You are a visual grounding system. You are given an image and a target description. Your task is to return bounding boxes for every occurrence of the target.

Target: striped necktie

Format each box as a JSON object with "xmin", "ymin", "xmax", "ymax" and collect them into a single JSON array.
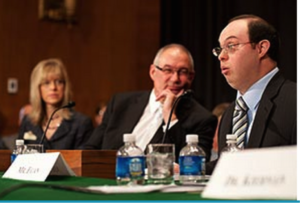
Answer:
[{"xmin": 232, "ymin": 96, "xmax": 249, "ymax": 148}]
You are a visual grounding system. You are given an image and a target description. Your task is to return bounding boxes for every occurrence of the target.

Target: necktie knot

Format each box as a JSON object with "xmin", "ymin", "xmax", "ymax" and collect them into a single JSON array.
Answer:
[{"xmin": 235, "ymin": 97, "xmax": 248, "ymax": 112}]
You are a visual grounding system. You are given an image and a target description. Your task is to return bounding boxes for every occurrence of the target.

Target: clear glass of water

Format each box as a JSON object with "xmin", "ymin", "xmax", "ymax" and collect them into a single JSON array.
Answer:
[
  {"xmin": 146, "ymin": 143, "xmax": 175, "ymax": 184},
  {"xmin": 23, "ymin": 144, "xmax": 44, "ymax": 154}
]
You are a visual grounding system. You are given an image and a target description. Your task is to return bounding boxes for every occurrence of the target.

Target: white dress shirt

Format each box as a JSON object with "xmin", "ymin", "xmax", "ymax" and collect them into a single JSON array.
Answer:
[{"xmin": 133, "ymin": 90, "xmax": 163, "ymax": 151}]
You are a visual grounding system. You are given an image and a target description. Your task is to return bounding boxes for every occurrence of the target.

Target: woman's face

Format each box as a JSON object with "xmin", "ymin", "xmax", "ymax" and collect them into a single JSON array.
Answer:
[{"xmin": 40, "ymin": 73, "xmax": 65, "ymax": 107}]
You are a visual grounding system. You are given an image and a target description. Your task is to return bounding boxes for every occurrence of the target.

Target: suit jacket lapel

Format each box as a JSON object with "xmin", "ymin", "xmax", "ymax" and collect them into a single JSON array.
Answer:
[
  {"xmin": 50, "ymin": 119, "xmax": 71, "ymax": 142},
  {"xmin": 219, "ymin": 103, "xmax": 235, "ymax": 150},
  {"xmin": 246, "ymin": 99, "xmax": 273, "ymax": 148},
  {"xmin": 247, "ymin": 72, "xmax": 285, "ymax": 148},
  {"xmin": 125, "ymin": 92, "xmax": 150, "ymax": 133},
  {"xmin": 41, "ymin": 120, "xmax": 71, "ymax": 151},
  {"xmin": 103, "ymin": 92, "xmax": 150, "ymax": 149}
]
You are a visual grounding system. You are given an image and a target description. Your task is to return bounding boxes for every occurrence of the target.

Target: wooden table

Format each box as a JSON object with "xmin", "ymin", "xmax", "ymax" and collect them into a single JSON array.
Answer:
[{"xmin": 0, "ymin": 150, "xmax": 117, "ymax": 179}]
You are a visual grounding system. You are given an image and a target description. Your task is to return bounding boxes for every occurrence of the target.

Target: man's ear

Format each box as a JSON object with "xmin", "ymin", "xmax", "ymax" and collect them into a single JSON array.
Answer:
[
  {"xmin": 188, "ymin": 71, "xmax": 195, "ymax": 81},
  {"xmin": 258, "ymin": 40, "xmax": 270, "ymax": 59},
  {"xmin": 149, "ymin": 64, "xmax": 156, "ymax": 80}
]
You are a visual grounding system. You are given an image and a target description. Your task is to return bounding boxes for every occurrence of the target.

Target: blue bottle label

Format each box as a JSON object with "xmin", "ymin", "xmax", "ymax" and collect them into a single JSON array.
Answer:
[
  {"xmin": 179, "ymin": 155, "xmax": 205, "ymax": 175},
  {"xmin": 11, "ymin": 154, "xmax": 17, "ymax": 163},
  {"xmin": 116, "ymin": 156, "xmax": 145, "ymax": 178}
]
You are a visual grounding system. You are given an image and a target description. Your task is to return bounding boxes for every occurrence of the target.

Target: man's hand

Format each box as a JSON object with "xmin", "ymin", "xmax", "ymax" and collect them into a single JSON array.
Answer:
[{"xmin": 156, "ymin": 89, "xmax": 184, "ymax": 123}]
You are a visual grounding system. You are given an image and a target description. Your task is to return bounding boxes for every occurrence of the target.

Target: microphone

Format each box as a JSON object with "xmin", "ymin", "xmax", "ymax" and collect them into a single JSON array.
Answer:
[
  {"xmin": 39, "ymin": 101, "xmax": 76, "ymax": 145},
  {"xmin": 180, "ymin": 89, "xmax": 193, "ymax": 97},
  {"xmin": 161, "ymin": 90, "xmax": 193, "ymax": 143}
]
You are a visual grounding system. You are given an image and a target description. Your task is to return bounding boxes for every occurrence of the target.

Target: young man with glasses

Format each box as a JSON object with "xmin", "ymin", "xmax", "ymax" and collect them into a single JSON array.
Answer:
[
  {"xmin": 85, "ymin": 43, "xmax": 217, "ymax": 161},
  {"xmin": 207, "ymin": 14, "xmax": 296, "ymax": 174}
]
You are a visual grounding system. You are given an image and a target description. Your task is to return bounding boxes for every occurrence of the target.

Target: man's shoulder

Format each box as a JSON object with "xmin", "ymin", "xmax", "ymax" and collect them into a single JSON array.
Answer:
[
  {"xmin": 282, "ymin": 79, "xmax": 296, "ymax": 91},
  {"xmin": 190, "ymin": 98, "xmax": 212, "ymax": 112},
  {"xmin": 276, "ymin": 79, "xmax": 296, "ymax": 106},
  {"xmin": 266, "ymin": 75, "xmax": 296, "ymax": 101},
  {"xmin": 114, "ymin": 90, "xmax": 149, "ymax": 97},
  {"xmin": 179, "ymin": 97, "xmax": 216, "ymax": 119},
  {"xmin": 111, "ymin": 91, "xmax": 150, "ymax": 102},
  {"xmin": 268, "ymin": 72, "xmax": 296, "ymax": 94}
]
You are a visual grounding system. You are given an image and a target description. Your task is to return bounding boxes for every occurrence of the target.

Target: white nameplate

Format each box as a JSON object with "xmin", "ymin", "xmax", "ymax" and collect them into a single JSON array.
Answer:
[
  {"xmin": 202, "ymin": 146, "xmax": 296, "ymax": 200},
  {"xmin": 2, "ymin": 152, "xmax": 76, "ymax": 181}
]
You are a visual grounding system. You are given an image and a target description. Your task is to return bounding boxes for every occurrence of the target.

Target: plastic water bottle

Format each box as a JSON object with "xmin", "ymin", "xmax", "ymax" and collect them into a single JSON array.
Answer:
[
  {"xmin": 115, "ymin": 133, "xmax": 145, "ymax": 185},
  {"xmin": 221, "ymin": 134, "xmax": 242, "ymax": 153},
  {"xmin": 179, "ymin": 134, "xmax": 206, "ymax": 184},
  {"xmin": 11, "ymin": 139, "xmax": 25, "ymax": 163}
]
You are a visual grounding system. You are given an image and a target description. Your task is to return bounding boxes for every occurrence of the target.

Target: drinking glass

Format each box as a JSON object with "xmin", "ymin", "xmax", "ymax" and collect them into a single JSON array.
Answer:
[
  {"xmin": 23, "ymin": 144, "xmax": 44, "ymax": 154},
  {"xmin": 146, "ymin": 143, "xmax": 175, "ymax": 184}
]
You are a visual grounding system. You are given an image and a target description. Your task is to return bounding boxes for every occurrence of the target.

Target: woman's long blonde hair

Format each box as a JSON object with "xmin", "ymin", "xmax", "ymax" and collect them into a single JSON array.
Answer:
[{"xmin": 28, "ymin": 58, "xmax": 73, "ymax": 125}]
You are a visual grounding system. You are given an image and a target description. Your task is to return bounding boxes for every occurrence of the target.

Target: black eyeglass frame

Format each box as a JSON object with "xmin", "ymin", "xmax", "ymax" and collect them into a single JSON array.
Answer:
[{"xmin": 154, "ymin": 65, "xmax": 192, "ymax": 77}]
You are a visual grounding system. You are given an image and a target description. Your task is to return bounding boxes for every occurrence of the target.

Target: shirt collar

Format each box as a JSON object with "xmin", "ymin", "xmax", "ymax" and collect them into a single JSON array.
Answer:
[{"xmin": 237, "ymin": 67, "xmax": 279, "ymax": 111}]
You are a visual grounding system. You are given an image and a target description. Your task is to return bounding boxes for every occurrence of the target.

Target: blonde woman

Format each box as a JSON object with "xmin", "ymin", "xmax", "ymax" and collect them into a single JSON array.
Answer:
[{"xmin": 18, "ymin": 58, "xmax": 93, "ymax": 149}]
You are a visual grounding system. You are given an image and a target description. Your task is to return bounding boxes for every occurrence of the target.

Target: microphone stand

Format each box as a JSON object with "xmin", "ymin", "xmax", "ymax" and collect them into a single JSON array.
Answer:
[
  {"xmin": 39, "ymin": 101, "xmax": 76, "ymax": 146},
  {"xmin": 161, "ymin": 90, "xmax": 193, "ymax": 143}
]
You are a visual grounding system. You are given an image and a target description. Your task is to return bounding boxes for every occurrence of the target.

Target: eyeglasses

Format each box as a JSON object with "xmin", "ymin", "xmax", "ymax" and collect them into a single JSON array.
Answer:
[
  {"xmin": 154, "ymin": 65, "xmax": 191, "ymax": 77},
  {"xmin": 212, "ymin": 42, "xmax": 252, "ymax": 57},
  {"xmin": 40, "ymin": 79, "xmax": 65, "ymax": 88}
]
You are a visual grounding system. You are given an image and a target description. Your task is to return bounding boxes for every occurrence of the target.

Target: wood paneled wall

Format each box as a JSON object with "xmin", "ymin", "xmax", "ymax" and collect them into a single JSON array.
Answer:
[{"xmin": 0, "ymin": 0, "xmax": 160, "ymax": 135}]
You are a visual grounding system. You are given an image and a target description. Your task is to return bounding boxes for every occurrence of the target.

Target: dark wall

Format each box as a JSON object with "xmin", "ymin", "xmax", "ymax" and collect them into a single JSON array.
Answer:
[
  {"xmin": 0, "ymin": 0, "xmax": 160, "ymax": 135},
  {"xmin": 0, "ymin": 0, "xmax": 296, "ymax": 135},
  {"xmin": 161, "ymin": 0, "xmax": 296, "ymax": 110}
]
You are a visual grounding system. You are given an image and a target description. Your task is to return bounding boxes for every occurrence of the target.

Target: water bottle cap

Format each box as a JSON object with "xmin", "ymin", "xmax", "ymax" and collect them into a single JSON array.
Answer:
[
  {"xmin": 123, "ymin": 133, "xmax": 135, "ymax": 142},
  {"xmin": 186, "ymin": 134, "xmax": 198, "ymax": 143},
  {"xmin": 15, "ymin": 139, "xmax": 24, "ymax": 145},
  {"xmin": 226, "ymin": 134, "xmax": 237, "ymax": 140}
]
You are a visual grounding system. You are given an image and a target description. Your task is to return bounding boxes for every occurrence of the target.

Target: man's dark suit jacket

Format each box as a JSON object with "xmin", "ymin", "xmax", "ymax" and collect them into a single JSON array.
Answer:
[
  {"xmin": 84, "ymin": 91, "xmax": 217, "ymax": 161},
  {"xmin": 206, "ymin": 72, "xmax": 297, "ymax": 174},
  {"xmin": 18, "ymin": 111, "xmax": 94, "ymax": 150}
]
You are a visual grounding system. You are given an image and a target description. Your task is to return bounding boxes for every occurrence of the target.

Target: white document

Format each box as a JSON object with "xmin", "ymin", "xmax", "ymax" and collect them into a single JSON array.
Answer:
[
  {"xmin": 202, "ymin": 146, "xmax": 297, "ymax": 200},
  {"xmin": 2, "ymin": 152, "xmax": 76, "ymax": 181},
  {"xmin": 87, "ymin": 184, "xmax": 205, "ymax": 194}
]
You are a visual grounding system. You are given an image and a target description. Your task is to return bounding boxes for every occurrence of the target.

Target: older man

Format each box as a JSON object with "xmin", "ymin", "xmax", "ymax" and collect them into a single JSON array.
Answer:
[{"xmin": 85, "ymin": 43, "xmax": 217, "ymax": 161}]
